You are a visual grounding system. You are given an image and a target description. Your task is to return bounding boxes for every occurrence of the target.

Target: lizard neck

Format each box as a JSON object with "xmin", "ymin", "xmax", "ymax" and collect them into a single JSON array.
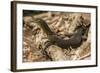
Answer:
[{"xmin": 38, "ymin": 20, "xmax": 54, "ymax": 35}]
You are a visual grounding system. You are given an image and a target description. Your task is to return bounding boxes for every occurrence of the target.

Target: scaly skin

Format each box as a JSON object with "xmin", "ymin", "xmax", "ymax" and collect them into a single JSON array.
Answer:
[{"xmin": 32, "ymin": 18, "xmax": 87, "ymax": 49}]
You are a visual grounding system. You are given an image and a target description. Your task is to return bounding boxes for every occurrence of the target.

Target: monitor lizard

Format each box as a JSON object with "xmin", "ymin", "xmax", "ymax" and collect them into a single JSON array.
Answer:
[{"xmin": 31, "ymin": 18, "xmax": 90, "ymax": 49}]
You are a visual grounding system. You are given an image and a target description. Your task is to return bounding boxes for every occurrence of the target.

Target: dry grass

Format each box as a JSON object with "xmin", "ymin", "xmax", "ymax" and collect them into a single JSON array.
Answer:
[{"xmin": 23, "ymin": 11, "xmax": 91, "ymax": 62}]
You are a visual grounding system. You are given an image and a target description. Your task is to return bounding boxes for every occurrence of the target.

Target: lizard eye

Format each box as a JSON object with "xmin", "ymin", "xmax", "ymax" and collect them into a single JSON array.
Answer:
[{"xmin": 36, "ymin": 19, "xmax": 41, "ymax": 22}]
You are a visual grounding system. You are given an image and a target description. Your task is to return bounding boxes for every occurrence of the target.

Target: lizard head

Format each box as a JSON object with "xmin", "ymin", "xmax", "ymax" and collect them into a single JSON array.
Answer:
[
  {"xmin": 33, "ymin": 18, "xmax": 44, "ymax": 24},
  {"xmin": 32, "ymin": 18, "xmax": 53, "ymax": 35},
  {"xmin": 32, "ymin": 18, "xmax": 47, "ymax": 28}
]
